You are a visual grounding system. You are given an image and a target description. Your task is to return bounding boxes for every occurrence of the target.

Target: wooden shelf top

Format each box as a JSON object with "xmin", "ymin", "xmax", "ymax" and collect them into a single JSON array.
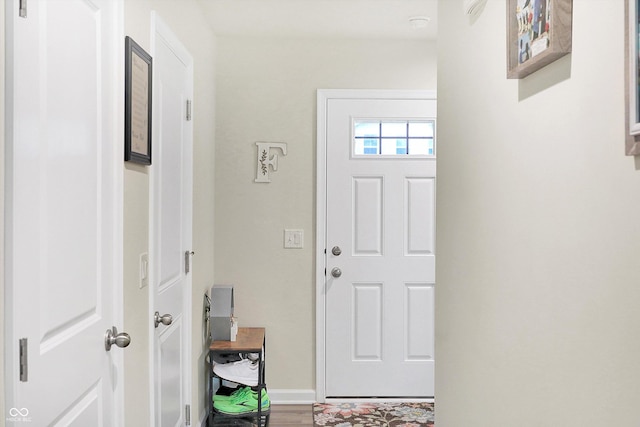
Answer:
[{"xmin": 210, "ymin": 327, "xmax": 265, "ymax": 352}]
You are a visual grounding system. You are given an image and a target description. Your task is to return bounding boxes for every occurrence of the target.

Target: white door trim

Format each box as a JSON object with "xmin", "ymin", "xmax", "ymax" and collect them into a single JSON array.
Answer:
[
  {"xmin": 113, "ymin": 5, "xmax": 126, "ymax": 424},
  {"xmin": 315, "ymin": 89, "xmax": 437, "ymax": 402}
]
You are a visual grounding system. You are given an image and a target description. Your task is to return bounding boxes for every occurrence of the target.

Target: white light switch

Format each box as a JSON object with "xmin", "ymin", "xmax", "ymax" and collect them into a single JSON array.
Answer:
[
  {"xmin": 139, "ymin": 252, "xmax": 149, "ymax": 289},
  {"xmin": 284, "ymin": 229, "xmax": 304, "ymax": 249}
]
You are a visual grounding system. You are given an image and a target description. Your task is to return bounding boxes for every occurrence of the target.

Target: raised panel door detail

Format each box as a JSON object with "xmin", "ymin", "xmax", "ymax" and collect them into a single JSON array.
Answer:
[
  {"xmin": 160, "ymin": 318, "xmax": 183, "ymax": 426},
  {"xmin": 158, "ymin": 79, "xmax": 185, "ymax": 289},
  {"xmin": 54, "ymin": 385, "xmax": 101, "ymax": 427},
  {"xmin": 40, "ymin": 0, "xmax": 102, "ymax": 351},
  {"xmin": 404, "ymin": 283, "xmax": 435, "ymax": 361},
  {"xmin": 352, "ymin": 283, "xmax": 383, "ymax": 361},
  {"xmin": 405, "ymin": 178, "xmax": 435, "ymax": 256},
  {"xmin": 352, "ymin": 177, "xmax": 384, "ymax": 256}
]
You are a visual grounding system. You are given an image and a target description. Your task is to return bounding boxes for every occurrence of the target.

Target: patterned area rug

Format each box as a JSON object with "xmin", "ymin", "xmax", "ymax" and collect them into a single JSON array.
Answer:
[{"xmin": 313, "ymin": 402, "xmax": 435, "ymax": 427}]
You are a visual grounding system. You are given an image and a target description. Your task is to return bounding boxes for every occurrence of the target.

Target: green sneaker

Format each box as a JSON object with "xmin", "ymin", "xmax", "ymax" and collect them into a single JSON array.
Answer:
[
  {"xmin": 213, "ymin": 389, "xmax": 270, "ymax": 416},
  {"xmin": 213, "ymin": 386, "xmax": 252, "ymax": 403}
]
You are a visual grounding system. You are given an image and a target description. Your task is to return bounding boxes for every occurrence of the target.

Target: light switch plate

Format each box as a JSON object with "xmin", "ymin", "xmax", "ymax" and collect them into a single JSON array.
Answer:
[
  {"xmin": 284, "ymin": 229, "xmax": 304, "ymax": 249},
  {"xmin": 139, "ymin": 252, "xmax": 149, "ymax": 288}
]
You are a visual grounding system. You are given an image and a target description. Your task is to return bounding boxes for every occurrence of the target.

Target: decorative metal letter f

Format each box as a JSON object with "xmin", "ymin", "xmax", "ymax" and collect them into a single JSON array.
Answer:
[{"xmin": 255, "ymin": 142, "xmax": 287, "ymax": 183}]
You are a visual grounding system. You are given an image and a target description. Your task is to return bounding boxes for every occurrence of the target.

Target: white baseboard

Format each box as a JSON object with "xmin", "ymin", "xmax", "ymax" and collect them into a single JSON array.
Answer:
[
  {"xmin": 268, "ymin": 389, "xmax": 316, "ymax": 404},
  {"xmin": 199, "ymin": 409, "xmax": 208, "ymax": 427}
]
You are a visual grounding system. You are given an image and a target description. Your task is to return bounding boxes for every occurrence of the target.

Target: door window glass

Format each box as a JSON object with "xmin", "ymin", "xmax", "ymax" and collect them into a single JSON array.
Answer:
[{"xmin": 353, "ymin": 120, "xmax": 435, "ymax": 156}]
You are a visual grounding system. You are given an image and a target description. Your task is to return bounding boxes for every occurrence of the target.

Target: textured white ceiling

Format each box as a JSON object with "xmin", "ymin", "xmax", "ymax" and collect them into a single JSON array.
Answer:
[{"xmin": 197, "ymin": 0, "xmax": 438, "ymax": 40}]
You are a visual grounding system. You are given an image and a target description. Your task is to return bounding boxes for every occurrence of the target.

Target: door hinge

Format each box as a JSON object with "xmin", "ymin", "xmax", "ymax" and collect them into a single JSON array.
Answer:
[
  {"xmin": 19, "ymin": 0, "xmax": 27, "ymax": 18},
  {"xmin": 19, "ymin": 338, "xmax": 28, "ymax": 382},
  {"xmin": 185, "ymin": 250, "xmax": 194, "ymax": 274},
  {"xmin": 185, "ymin": 404, "xmax": 191, "ymax": 425},
  {"xmin": 186, "ymin": 100, "xmax": 192, "ymax": 121}
]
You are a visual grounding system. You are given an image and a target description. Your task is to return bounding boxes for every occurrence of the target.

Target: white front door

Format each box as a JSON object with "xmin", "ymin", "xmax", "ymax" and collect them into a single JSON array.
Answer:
[
  {"xmin": 319, "ymin": 90, "xmax": 436, "ymax": 398},
  {"xmin": 5, "ymin": 0, "xmax": 124, "ymax": 424},
  {"xmin": 150, "ymin": 15, "xmax": 193, "ymax": 427}
]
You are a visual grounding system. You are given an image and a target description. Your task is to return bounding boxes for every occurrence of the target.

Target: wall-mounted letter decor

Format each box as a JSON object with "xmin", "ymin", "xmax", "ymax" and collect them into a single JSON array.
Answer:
[
  {"xmin": 125, "ymin": 36, "xmax": 153, "ymax": 165},
  {"xmin": 255, "ymin": 142, "xmax": 287, "ymax": 183},
  {"xmin": 507, "ymin": 0, "xmax": 572, "ymax": 79}
]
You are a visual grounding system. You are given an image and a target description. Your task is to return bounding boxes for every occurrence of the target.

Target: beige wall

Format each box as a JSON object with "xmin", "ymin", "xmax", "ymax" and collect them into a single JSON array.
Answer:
[
  {"xmin": 122, "ymin": 2, "xmax": 153, "ymax": 425},
  {"xmin": 123, "ymin": 0, "xmax": 216, "ymax": 424},
  {"xmin": 436, "ymin": 0, "xmax": 640, "ymax": 425},
  {"xmin": 214, "ymin": 37, "xmax": 437, "ymax": 391}
]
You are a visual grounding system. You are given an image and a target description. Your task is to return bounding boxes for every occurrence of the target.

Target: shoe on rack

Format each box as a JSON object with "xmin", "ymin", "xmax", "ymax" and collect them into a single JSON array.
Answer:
[
  {"xmin": 213, "ymin": 388, "xmax": 270, "ymax": 416},
  {"xmin": 240, "ymin": 352, "xmax": 260, "ymax": 362},
  {"xmin": 213, "ymin": 386, "xmax": 252, "ymax": 403},
  {"xmin": 213, "ymin": 358, "xmax": 259, "ymax": 387},
  {"xmin": 211, "ymin": 352, "xmax": 243, "ymax": 364}
]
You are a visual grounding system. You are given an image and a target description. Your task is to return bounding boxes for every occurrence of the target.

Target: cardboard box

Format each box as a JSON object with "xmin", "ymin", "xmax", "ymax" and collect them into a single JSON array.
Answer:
[{"xmin": 210, "ymin": 285, "xmax": 234, "ymax": 341}]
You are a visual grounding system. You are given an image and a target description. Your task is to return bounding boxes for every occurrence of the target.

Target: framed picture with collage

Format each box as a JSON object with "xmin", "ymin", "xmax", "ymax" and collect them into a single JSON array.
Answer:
[{"xmin": 507, "ymin": 0, "xmax": 573, "ymax": 79}]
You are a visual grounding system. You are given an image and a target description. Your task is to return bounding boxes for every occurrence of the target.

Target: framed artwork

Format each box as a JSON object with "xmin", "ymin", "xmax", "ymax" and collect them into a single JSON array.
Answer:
[
  {"xmin": 629, "ymin": 0, "xmax": 640, "ymax": 136},
  {"xmin": 507, "ymin": 0, "xmax": 573, "ymax": 79},
  {"xmin": 125, "ymin": 36, "xmax": 153, "ymax": 165},
  {"xmin": 627, "ymin": 0, "xmax": 640, "ymax": 154}
]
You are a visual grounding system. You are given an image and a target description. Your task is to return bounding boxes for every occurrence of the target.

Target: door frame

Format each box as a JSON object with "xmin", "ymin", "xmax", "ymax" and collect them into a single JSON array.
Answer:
[
  {"xmin": 315, "ymin": 89, "xmax": 437, "ymax": 402},
  {"xmin": 148, "ymin": 12, "xmax": 194, "ymax": 425}
]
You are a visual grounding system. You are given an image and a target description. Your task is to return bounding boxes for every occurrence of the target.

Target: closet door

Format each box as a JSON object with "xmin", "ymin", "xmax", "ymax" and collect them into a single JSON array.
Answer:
[
  {"xmin": 150, "ymin": 14, "xmax": 194, "ymax": 427},
  {"xmin": 5, "ymin": 0, "xmax": 124, "ymax": 424}
]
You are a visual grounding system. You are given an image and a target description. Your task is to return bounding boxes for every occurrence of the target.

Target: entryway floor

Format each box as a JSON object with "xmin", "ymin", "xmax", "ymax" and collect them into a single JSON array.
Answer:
[
  {"xmin": 209, "ymin": 405, "xmax": 313, "ymax": 427},
  {"xmin": 269, "ymin": 405, "xmax": 314, "ymax": 426}
]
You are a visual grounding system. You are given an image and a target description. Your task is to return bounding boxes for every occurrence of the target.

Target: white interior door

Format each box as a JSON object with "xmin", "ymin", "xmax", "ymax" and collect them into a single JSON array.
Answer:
[
  {"xmin": 321, "ymin": 91, "xmax": 436, "ymax": 398},
  {"xmin": 150, "ymin": 15, "xmax": 193, "ymax": 427},
  {"xmin": 5, "ymin": 0, "xmax": 124, "ymax": 424}
]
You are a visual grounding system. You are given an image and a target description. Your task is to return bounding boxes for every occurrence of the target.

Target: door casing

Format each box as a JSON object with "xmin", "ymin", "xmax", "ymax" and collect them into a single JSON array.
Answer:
[{"xmin": 315, "ymin": 89, "xmax": 437, "ymax": 402}]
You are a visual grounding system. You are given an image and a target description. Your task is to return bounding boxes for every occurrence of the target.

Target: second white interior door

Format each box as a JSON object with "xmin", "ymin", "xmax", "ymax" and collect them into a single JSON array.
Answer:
[{"xmin": 151, "ymin": 15, "xmax": 193, "ymax": 426}]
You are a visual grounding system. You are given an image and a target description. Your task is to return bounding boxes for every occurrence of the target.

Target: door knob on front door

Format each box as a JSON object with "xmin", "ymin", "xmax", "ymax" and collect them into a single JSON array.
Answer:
[
  {"xmin": 331, "ymin": 267, "xmax": 342, "ymax": 278},
  {"xmin": 104, "ymin": 326, "xmax": 131, "ymax": 351},
  {"xmin": 154, "ymin": 312, "xmax": 173, "ymax": 328}
]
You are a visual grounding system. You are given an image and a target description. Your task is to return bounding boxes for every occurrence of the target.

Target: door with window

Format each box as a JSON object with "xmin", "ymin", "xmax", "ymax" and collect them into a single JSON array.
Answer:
[{"xmin": 319, "ymin": 91, "xmax": 436, "ymax": 397}]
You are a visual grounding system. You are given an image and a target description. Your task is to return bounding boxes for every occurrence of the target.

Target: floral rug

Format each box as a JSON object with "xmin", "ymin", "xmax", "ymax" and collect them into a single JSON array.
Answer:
[{"xmin": 313, "ymin": 402, "xmax": 435, "ymax": 427}]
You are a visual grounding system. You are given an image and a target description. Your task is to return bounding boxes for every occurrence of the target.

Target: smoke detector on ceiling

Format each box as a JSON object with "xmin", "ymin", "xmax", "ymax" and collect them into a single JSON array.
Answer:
[{"xmin": 408, "ymin": 16, "xmax": 431, "ymax": 30}]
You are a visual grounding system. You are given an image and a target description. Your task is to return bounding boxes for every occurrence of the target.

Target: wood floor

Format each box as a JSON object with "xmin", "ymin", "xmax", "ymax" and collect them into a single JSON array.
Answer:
[
  {"xmin": 268, "ymin": 405, "xmax": 314, "ymax": 426},
  {"xmin": 208, "ymin": 404, "xmax": 313, "ymax": 426}
]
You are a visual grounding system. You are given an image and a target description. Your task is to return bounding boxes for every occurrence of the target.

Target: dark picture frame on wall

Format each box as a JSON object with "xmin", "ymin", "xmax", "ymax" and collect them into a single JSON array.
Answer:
[
  {"xmin": 125, "ymin": 36, "xmax": 153, "ymax": 165},
  {"xmin": 507, "ymin": 0, "xmax": 573, "ymax": 79},
  {"xmin": 626, "ymin": 0, "xmax": 640, "ymax": 154}
]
